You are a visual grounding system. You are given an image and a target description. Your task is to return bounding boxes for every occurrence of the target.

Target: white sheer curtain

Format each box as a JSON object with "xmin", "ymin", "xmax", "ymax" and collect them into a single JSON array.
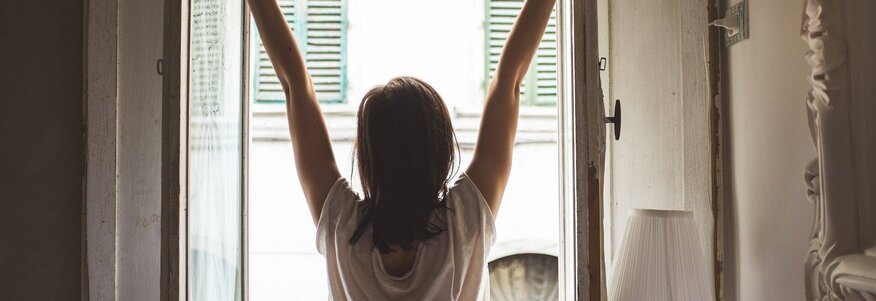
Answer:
[{"xmin": 189, "ymin": 0, "xmax": 245, "ymax": 300}]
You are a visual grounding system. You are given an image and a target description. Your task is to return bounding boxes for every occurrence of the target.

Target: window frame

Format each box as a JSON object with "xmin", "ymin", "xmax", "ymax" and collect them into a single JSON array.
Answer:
[{"xmin": 152, "ymin": 0, "xmax": 607, "ymax": 300}]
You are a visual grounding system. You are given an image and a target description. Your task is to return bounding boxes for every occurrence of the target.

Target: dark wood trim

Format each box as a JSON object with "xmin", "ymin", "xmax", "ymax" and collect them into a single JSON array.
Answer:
[
  {"xmin": 707, "ymin": 0, "xmax": 724, "ymax": 299},
  {"xmin": 161, "ymin": 0, "xmax": 188, "ymax": 299},
  {"xmin": 570, "ymin": 0, "xmax": 606, "ymax": 299}
]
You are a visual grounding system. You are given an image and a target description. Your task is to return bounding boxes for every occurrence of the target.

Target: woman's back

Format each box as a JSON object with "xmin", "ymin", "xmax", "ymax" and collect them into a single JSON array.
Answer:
[{"xmin": 317, "ymin": 174, "xmax": 496, "ymax": 300}]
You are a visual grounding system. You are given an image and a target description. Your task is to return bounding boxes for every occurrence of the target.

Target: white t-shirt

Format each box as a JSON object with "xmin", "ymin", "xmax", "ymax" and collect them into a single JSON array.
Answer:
[{"xmin": 316, "ymin": 174, "xmax": 497, "ymax": 300}]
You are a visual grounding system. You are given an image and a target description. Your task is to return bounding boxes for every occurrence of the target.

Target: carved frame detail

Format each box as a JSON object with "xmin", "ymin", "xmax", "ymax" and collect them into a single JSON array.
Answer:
[{"xmin": 801, "ymin": 0, "xmax": 876, "ymax": 300}]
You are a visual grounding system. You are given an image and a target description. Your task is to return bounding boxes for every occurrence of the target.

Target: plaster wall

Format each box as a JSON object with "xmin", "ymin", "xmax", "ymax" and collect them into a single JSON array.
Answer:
[{"xmin": 723, "ymin": 0, "xmax": 815, "ymax": 299}]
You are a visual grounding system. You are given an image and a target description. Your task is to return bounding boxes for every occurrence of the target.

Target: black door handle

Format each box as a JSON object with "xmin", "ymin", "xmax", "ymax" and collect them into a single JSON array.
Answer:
[{"xmin": 604, "ymin": 99, "xmax": 621, "ymax": 140}]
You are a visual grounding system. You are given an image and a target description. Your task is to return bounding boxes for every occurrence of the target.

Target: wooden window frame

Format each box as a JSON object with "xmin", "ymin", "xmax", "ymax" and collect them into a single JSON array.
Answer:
[
  {"xmin": 153, "ymin": 0, "xmax": 608, "ymax": 300},
  {"xmin": 162, "ymin": 0, "xmax": 252, "ymax": 299},
  {"xmin": 556, "ymin": 0, "xmax": 605, "ymax": 298},
  {"xmin": 160, "ymin": 0, "xmax": 188, "ymax": 299}
]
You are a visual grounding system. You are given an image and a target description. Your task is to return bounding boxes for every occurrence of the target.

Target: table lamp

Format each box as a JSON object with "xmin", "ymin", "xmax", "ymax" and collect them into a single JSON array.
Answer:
[{"xmin": 608, "ymin": 209, "xmax": 714, "ymax": 301}]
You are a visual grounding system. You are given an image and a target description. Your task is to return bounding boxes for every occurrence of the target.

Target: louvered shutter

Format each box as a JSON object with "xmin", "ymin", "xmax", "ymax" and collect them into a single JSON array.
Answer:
[
  {"xmin": 532, "ymin": 9, "xmax": 557, "ymax": 105},
  {"xmin": 254, "ymin": 0, "xmax": 347, "ymax": 104},
  {"xmin": 485, "ymin": 0, "xmax": 558, "ymax": 106},
  {"xmin": 255, "ymin": 0, "xmax": 296, "ymax": 103},
  {"xmin": 305, "ymin": 0, "xmax": 346, "ymax": 103}
]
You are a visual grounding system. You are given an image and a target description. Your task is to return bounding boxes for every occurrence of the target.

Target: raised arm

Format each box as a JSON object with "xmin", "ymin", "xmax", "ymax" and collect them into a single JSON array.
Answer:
[
  {"xmin": 466, "ymin": 0, "xmax": 556, "ymax": 216},
  {"xmin": 247, "ymin": 0, "xmax": 341, "ymax": 225}
]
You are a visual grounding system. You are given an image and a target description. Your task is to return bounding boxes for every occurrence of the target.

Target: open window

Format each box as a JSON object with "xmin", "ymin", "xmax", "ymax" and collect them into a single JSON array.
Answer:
[
  {"xmin": 161, "ymin": 0, "xmax": 611, "ymax": 299},
  {"xmin": 248, "ymin": 0, "xmax": 564, "ymax": 298}
]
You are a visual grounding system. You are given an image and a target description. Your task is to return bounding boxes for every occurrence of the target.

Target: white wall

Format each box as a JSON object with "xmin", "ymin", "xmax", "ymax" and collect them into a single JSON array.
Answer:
[
  {"xmin": 723, "ymin": 0, "xmax": 815, "ymax": 299},
  {"xmin": 346, "ymin": 0, "xmax": 485, "ymax": 109},
  {"xmin": 599, "ymin": 0, "xmax": 714, "ymax": 281}
]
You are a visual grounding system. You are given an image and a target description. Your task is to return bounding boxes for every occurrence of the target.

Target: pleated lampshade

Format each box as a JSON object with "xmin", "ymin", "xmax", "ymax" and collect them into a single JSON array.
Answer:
[{"xmin": 609, "ymin": 209, "xmax": 714, "ymax": 301}]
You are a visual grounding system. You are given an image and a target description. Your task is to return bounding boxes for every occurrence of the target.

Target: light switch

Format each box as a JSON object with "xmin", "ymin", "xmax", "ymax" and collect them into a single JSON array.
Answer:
[{"xmin": 722, "ymin": 0, "xmax": 749, "ymax": 47}]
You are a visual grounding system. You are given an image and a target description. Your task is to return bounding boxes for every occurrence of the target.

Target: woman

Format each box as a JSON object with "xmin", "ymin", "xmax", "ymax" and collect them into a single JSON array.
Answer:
[{"xmin": 248, "ymin": 0, "xmax": 556, "ymax": 299}]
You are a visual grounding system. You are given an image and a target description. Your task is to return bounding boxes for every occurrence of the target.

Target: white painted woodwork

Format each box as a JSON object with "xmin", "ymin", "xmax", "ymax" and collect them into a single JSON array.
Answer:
[
  {"xmin": 801, "ymin": 0, "xmax": 876, "ymax": 299},
  {"xmin": 117, "ymin": 0, "xmax": 165, "ymax": 299},
  {"xmin": 599, "ymin": 0, "xmax": 714, "ymax": 285},
  {"xmin": 86, "ymin": 0, "xmax": 165, "ymax": 299},
  {"xmin": 85, "ymin": 0, "xmax": 119, "ymax": 299}
]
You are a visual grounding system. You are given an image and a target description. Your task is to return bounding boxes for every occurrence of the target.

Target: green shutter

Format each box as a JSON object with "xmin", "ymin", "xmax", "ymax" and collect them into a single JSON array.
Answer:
[
  {"xmin": 485, "ymin": 0, "xmax": 522, "ymax": 95},
  {"xmin": 254, "ymin": 0, "xmax": 347, "ymax": 104},
  {"xmin": 485, "ymin": 0, "xmax": 558, "ymax": 106},
  {"xmin": 533, "ymin": 9, "xmax": 557, "ymax": 106},
  {"xmin": 305, "ymin": 0, "xmax": 347, "ymax": 103},
  {"xmin": 255, "ymin": 0, "xmax": 296, "ymax": 103}
]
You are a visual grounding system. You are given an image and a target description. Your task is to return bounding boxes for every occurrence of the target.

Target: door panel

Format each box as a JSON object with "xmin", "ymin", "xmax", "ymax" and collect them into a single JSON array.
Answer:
[{"xmin": 600, "ymin": 0, "xmax": 714, "ymax": 286}]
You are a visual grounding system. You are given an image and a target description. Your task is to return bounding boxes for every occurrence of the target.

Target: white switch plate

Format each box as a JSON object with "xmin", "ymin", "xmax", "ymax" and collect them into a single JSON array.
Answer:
[{"xmin": 725, "ymin": 0, "xmax": 749, "ymax": 47}]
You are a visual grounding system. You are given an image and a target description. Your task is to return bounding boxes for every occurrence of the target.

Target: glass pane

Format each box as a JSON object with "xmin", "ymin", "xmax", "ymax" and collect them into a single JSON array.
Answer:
[{"xmin": 189, "ymin": 0, "xmax": 245, "ymax": 299}]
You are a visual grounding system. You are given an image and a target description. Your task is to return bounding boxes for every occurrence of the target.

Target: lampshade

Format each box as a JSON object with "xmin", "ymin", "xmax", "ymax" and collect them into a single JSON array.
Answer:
[{"xmin": 608, "ymin": 209, "xmax": 714, "ymax": 301}]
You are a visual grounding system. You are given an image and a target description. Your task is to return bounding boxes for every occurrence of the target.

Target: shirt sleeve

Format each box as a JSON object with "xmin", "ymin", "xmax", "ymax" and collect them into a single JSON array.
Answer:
[
  {"xmin": 316, "ymin": 177, "xmax": 357, "ymax": 254},
  {"xmin": 450, "ymin": 174, "xmax": 497, "ymax": 247}
]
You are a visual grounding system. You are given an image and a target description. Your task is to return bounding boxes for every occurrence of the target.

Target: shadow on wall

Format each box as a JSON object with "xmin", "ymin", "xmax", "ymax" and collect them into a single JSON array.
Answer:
[{"xmin": 0, "ymin": 0, "xmax": 85, "ymax": 300}]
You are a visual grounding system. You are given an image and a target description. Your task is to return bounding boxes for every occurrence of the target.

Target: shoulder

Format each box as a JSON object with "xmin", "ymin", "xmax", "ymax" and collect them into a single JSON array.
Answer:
[
  {"xmin": 317, "ymin": 178, "xmax": 360, "ymax": 234},
  {"xmin": 446, "ymin": 173, "xmax": 496, "ymax": 234},
  {"xmin": 448, "ymin": 174, "xmax": 488, "ymax": 207}
]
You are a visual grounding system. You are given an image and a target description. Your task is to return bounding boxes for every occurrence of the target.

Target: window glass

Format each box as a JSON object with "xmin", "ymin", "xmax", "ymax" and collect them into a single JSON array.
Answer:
[{"xmin": 188, "ymin": 0, "xmax": 245, "ymax": 299}]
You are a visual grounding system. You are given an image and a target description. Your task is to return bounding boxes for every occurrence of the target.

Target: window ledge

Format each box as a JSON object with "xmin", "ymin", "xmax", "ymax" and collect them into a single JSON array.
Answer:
[
  {"xmin": 454, "ymin": 105, "xmax": 558, "ymax": 119},
  {"xmin": 254, "ymin": 103, "xmax": 558, "ymax": 118},
  {"xmin": 251, "ymin": 103, "xmax": 558, "ymax": 144},
  {"xmin": 253, "ymin": 102, "xmax": 358, "ymax": 117}
]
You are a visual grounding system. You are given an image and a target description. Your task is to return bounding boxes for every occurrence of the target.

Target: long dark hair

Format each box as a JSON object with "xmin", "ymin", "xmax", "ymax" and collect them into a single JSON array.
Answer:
[{"xmin": 350, "ymin": 76, "xmax": 459, "ymax": 253}]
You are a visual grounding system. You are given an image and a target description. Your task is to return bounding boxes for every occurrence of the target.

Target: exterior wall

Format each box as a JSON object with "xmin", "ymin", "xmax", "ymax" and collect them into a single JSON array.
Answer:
[
  {"xmin": 346, "ymin": 0, "xmax": 485, "ymax": 110},
  {"xmin": 723, "ymin": 0, "xmax": 815, "ymax": 299},
  {"xmin": 0, "ymin": 0, "xmax": 85, "ymax": 299}
]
